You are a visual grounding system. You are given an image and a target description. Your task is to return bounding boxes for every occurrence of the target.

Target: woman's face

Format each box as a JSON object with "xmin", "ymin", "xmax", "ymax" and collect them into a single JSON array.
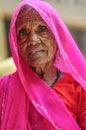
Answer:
[{"xmin": 16, "ymin": 7, "xmax": 57, "ymax": 67}]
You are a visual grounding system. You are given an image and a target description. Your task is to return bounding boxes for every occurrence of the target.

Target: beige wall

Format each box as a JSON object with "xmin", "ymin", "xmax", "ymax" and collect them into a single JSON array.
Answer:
[{"xmin": 45, "ymin": 0, "xmax": 86, "ymax": 30}]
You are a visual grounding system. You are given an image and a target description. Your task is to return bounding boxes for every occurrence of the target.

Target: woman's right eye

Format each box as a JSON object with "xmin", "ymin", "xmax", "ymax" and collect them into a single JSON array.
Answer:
[{"xmin": 18, "ymin": 28, "xmax": 27, "ymax": 37}]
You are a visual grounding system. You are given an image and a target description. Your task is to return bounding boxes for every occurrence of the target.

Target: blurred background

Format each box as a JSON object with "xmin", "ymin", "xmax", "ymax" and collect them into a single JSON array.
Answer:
[{"xmin": 0, "ymin": 0, "xmax": 86, "ymax": 75}]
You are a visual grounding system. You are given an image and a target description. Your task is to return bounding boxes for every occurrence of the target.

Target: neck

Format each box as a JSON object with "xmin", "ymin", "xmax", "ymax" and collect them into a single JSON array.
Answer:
[{"xmin": 30, "ymin": 62, "xmax": 59, "ymax": 86}]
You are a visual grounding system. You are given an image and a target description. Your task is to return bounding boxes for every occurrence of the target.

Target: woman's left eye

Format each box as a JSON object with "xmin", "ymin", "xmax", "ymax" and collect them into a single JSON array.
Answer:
[{"xmin": 38, "ymin": 25, "xmax": 48, "ymax": 33}]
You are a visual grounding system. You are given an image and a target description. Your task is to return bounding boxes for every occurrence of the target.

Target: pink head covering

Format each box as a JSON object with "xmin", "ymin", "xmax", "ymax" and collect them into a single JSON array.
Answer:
[
  {"xmin": 10, "ymin": 0, "xmax": 86, "ymax": 91},
  {"xmin": 1, "ymin": 0, "xmax": 86, "ymax": 129}
]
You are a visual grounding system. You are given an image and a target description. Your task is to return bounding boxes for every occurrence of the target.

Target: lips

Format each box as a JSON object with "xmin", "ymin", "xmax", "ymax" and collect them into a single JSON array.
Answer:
[{"xmin": 28, "ymin": 49, "xmax": 45, "ymax": 55}]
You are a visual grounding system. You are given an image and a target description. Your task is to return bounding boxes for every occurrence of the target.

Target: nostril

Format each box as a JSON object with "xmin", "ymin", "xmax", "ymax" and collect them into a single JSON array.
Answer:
[{"xmin": 29, "ymin": 41, "xmax": 38, "ymax": 45}]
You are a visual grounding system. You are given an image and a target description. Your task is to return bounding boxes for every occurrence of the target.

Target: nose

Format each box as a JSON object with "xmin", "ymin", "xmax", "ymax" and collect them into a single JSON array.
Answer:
[{"xmin": 28, "ymin": 33, "xmax": 40, "ymax": 45}]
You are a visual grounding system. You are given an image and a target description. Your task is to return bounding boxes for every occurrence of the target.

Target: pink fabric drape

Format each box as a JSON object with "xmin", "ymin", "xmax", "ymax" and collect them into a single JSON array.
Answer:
[{"xmin": 0, "ymin": 0, "xmax": 86, "ymax": 129}]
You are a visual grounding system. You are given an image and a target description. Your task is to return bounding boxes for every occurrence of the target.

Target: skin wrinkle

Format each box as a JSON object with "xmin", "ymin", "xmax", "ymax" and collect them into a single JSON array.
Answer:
[{"xmin": 16, "ymin": 5, "xmax": 59, "ymax": 87}]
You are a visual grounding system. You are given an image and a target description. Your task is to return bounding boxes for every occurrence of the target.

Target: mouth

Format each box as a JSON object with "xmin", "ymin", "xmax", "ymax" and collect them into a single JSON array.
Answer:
[{"xmin": 28, "ymin": 50, "xmax": 45, "ymax": 55}]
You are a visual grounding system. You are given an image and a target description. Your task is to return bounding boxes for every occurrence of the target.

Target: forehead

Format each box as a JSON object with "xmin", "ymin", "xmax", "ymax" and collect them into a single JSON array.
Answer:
[{"xmin": 16, "ymin": 5, "xmax": 45, "ymax": 26}]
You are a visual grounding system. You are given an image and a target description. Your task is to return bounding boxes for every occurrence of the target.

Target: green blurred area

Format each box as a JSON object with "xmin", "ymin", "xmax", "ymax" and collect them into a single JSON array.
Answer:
[{"xmin": 0, "ymin": 0, "xmax": 22, "ymax": 61}]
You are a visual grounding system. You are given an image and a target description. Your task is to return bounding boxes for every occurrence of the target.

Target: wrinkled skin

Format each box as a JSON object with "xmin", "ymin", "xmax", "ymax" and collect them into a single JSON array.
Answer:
[{"xmin": 16, "ymin": 5, "xmax": 58, "ymax": 86}]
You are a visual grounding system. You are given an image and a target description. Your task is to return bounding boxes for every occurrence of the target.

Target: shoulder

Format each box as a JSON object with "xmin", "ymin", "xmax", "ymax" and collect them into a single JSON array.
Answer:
[
  {"xmin": 0, "ymin": 71, "xmax": 19, "ymax": 109},
  {"xmin": 0, "ymin": 71, "xmax": 18, "ymax": 91},
  {"xmin": 58, "ymin": 73, "xmax": 79, "ymax": 85},
  {"xmin": 53, "ymin": 73, "xmax": 85, "ymax": 120},
  {"xmin": 53, "ymin": 73, "xmax": 81, "ymax": 94},
  {"xmin": 57, "ymin": 73, "xmax": 86, "ymax": 96}
]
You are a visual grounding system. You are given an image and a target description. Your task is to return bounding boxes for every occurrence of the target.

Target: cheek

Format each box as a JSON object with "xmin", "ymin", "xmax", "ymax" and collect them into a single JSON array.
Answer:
[
  {"xmin": 18, "ymin": 44, "xmax": 27, "ymax": 57},
  {"xmin": 47, "ymin": 40, "xmax": 57, "ymax": 57},
  {"xmin": 17, "ymin": 37, "xmax": 27, "ymax": 52}
]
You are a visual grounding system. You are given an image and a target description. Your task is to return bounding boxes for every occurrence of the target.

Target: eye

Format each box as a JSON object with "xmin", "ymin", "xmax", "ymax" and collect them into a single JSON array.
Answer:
[
  {"xmin": 18, "ymin": 28, "xmax": 27, "ymax": 37},
  {"xmin": 38, "ymin": 25, "xmax": 48, "ymax": 33}
]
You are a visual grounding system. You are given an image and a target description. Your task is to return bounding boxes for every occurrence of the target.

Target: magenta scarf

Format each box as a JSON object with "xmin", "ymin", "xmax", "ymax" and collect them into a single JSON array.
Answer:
[{"xmin": 0, "ymin": 0, "xmax": 86, "ymax": 129}]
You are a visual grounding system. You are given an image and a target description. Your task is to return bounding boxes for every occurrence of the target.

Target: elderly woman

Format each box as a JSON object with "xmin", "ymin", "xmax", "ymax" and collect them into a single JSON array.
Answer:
[{"xmin": 0, "ymin": 0, "xmax": 86, "ymax": 130}]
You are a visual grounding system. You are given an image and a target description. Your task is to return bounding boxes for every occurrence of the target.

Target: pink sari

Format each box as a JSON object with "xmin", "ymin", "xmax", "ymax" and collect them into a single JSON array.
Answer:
[{"xmin": 0, "ymin": 0, "xmax": 86, "ymax": 129}]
